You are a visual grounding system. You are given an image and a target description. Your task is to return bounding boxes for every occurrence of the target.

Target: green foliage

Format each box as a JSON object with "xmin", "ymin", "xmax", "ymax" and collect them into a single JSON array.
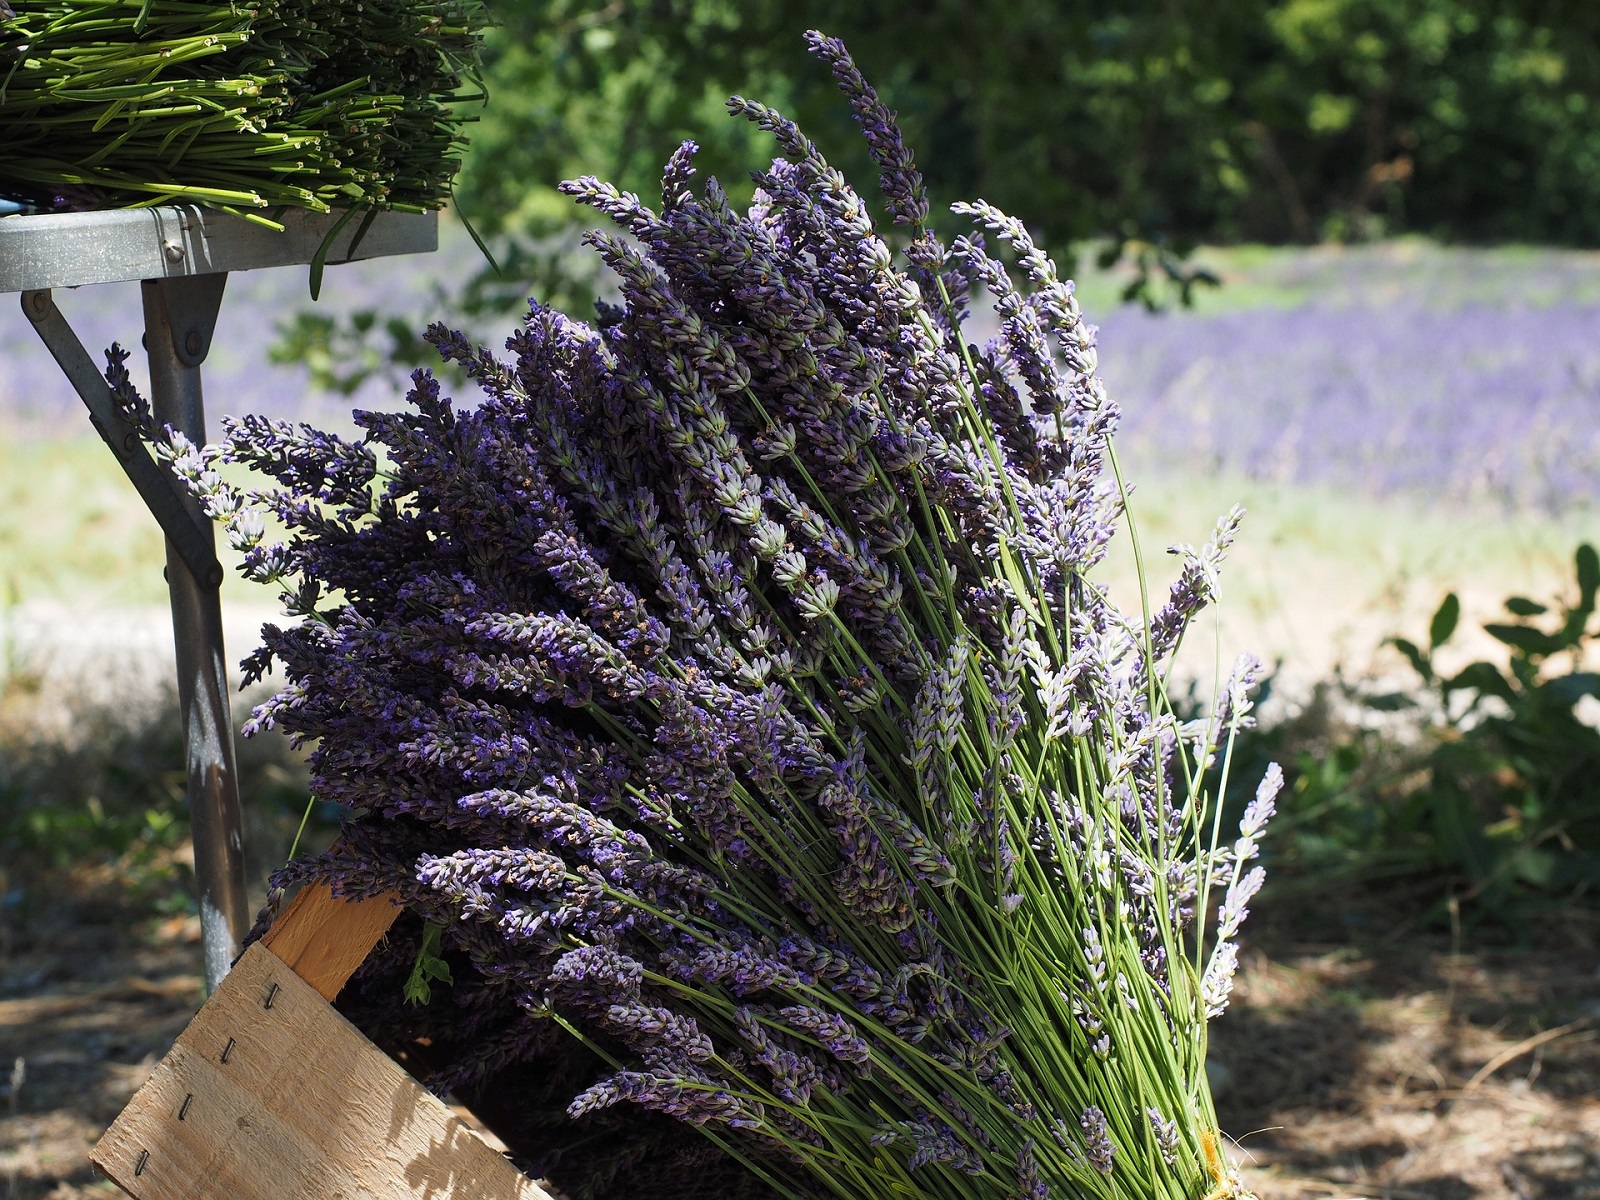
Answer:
[
  {"xmin": 278, "ymin": 0, "xmax": 1600, "ymax": 389},
  {"xmin": 460, "ymin": 1, "xmax": 1600, "ymax": 267},
  {"xmin": 1234, "ymin": 545, "xmax": 1600, "ymax": 925},
  {"xmin": 403, "ymin": 920, "xmax": 455, "ymax": 1006},
  {"xmin": 1239, "ymin": 0, "xmax": 1600, "ymax": 244},
  {"xmin": 269, "ymin": 310, "xmax": 432, "ymax": 398},
  {"xmin": 1, "ymin": 683, "xmax": 192, "ymax": 907},
  {"xmin": 459, "ymin": 0, "xmax": 1241, "ymax": 309},
  {"xmin": 0, "ymin": 676, "xmax": 329, "ymax": 913},
  {"xmin": 1406, "ymin": 544, "xmax": 1600, "ymax": 904}
]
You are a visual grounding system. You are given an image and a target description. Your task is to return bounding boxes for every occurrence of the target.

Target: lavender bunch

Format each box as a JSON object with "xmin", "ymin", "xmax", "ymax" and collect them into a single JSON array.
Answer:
[
  {"xmin": 0, "ymin": 0, "xmax": 484, "ymax": 221},
  {"xmin": 138, "ymin": 32, "xmax": 1276, "ymax": 1200}
]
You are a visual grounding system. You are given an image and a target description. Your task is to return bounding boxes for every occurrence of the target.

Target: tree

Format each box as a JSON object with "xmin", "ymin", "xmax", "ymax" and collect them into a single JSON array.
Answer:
[{"xmin": 278, "ymin": 0, "xmax": 1600, "ymax": 390}]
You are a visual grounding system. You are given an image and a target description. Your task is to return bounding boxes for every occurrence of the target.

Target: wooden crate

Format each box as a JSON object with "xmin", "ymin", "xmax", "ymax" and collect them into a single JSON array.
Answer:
[{"xmin": 90, "ymin": 885, "xmax": 551, "ymax": 1200}]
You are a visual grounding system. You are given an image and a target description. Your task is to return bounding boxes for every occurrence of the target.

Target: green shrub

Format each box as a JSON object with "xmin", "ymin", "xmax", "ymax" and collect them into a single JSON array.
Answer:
[
  {"xmin": 1390, "ymin": 543, "xmax": 1600, "ymax": 905},
  {"xmin": 1223, "ymin": 544, "xmax": 1600, "ymax": 925}
]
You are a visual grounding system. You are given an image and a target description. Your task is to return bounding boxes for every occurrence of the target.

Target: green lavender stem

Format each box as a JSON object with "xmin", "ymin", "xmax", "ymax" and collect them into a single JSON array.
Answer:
[{"xmin": 0, "ymin": 0, "xmax": 485, "ymax": 220}]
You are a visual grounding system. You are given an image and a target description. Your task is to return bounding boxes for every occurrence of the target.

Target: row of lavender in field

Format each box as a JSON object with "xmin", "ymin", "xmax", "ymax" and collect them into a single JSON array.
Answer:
[
  {"xmin": 1097, "ymin": 297, "xmax": 1600, "ymax": 514},
  {"xmin": 3, "ymin": 243, "xmax": 1596, "ymax": 514}
]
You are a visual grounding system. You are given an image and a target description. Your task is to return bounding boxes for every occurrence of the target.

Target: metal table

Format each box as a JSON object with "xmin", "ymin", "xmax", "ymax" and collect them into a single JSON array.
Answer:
[{"xmin": 1, "ymin": 205, "xmax": 437, "ymax": 990}]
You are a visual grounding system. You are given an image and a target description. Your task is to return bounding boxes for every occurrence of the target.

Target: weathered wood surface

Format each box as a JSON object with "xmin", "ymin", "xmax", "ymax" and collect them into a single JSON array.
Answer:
[
  {"xmin": 260, "ymin": 882, "xmax": 402, "ymax": 1001},
  {"xmin": 91, "ymin": 893, "xmax": 551, "ymax": 1200}
]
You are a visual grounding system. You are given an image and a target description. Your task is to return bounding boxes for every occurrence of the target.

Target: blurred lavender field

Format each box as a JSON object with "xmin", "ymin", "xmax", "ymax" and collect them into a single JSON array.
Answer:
[
  {"xmin": 1092, "ymin": 241, "xmax": 1600, "ymax": 515},
  {"xmin": 3, "ymin": 231, "xmax": 1595, "ymax": 515}
]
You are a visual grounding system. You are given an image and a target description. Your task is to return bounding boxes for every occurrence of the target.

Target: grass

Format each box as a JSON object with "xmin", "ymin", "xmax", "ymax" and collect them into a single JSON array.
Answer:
[
  {"xmin": 2, "ymin": 432, "xmax": 1587, "ymax": 683},
  {"xmin": 0, "ymin": 438, "xmax": 169, "ymax": 607},
  {"xmin": 1099, "ymin": 467, "xmax": 1595, "ymax": 694},
  {"xmin": 0, "ymin": 440, "xmax": 329, "ymax": 925},
  {"xmin": 0, "ymin": 435, "xmax": 268, "ymax": 609},
  {"xmin": 0, "ymin": 659, "xmax": 328, "ymax": 922}
]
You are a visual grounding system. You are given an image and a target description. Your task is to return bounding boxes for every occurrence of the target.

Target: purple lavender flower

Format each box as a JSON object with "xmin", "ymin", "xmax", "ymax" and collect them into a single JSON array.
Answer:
[
  {"xmin": 1202, "ymin": 942, "xmax": 1241, "ymax": 1019},
  {"xmin": 802, "ymin": 31, "xmax": 929, "ymax": 228},
  {"xmin": 1080, "ymin": 1107, "xmax": 1117, "ymax": 1175},
  {"xmin": 139, "ymin": 32, "xmax": 1277, "ymax": 1200},
  {"xmin": 1147, "ymin": 1109, "xmax": 1180, "ymax": 1166}
]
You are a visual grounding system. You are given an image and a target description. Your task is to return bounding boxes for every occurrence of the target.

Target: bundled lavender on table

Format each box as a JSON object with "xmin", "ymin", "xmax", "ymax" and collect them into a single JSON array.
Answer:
[
  {"xmin": 0, "ymin": 0, "xmax": 484, "ymax": 222},
  {"xmin": 133, "ymin": 32, "xmax": 1277, "ymax": 1200}
]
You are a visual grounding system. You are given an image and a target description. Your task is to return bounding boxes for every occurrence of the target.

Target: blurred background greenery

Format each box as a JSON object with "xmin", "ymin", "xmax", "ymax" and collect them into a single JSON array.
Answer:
[{"xmin": 460, "ymin": 0, "xmax": 1600, "ymax": 308}]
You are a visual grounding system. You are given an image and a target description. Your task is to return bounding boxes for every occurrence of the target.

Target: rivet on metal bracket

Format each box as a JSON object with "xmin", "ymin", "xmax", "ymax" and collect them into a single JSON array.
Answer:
[
  {"xmin": 163, "ymin": 241, "xmax": 185, "ymax": 264},
  {"xmin": 184, "ymin": 330, "xmax": 203, "ymax": 356}
]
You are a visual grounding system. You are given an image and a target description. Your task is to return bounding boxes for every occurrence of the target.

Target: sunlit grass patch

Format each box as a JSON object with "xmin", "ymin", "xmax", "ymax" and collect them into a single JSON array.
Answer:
[
  {"xmin": 1100, "ymin": 467, "xmax": 1594, "ymax": 692},
  {"xmin": 0, "ymin": 436, "xmax": 277, "ymax": 609}
]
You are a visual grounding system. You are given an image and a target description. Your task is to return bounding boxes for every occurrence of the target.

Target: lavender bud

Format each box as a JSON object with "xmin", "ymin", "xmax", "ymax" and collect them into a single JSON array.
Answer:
[
  {"xmin": 1080, "ymin": 1106, "xmax": 1117, "ymax": 1175},
  {"xmin": 1203, "ymin": 941, "xmax": 1241, "ymax": 1018},
  {"xmin": 1147, "ymin": 1108, "xmax": 1181, "ymax": 1166}
]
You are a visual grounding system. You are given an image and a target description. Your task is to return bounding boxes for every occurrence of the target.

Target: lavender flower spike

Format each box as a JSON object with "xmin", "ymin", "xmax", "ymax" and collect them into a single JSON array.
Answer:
[
  {"xmin": 1081, "ymin": 1107, "xmax": 1117, "ymax": 1175},
  {"xmin": 803, "ymin": 30, "xmax": 929, "ymax": 227}
]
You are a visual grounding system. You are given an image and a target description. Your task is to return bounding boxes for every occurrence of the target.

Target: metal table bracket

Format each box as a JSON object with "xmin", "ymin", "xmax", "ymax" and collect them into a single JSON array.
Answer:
[
  {"xmin": 3, "ymin": 205, "xmax": 437, "ymax": 991},
  {"xmin": 21, "ymin": 287, "xmax": 223, "ymax": 588}
]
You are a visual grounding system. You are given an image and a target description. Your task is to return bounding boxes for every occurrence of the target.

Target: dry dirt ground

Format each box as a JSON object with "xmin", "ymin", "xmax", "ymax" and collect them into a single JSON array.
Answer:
[
  {"xmin": 1, "ymin": 865, "xmax": 1597, "ymax": 1200},
  {"xmin": 0, "ymin": 871, "xmax": 203, "ymax": 1200},
  {"xmin": 1214, "ymin": 912, "xmax": 1600, "ymax": 1200}
]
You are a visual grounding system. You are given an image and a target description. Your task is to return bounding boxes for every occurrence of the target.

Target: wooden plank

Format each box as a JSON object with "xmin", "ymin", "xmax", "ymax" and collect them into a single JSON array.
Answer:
[
  {"xmin": 91, "ymin": 942, "xmax": 551, "ymax": 1200},
  {"xmin": 261, "ymin": 882, "xmax": 401, "ymax": 1001}
]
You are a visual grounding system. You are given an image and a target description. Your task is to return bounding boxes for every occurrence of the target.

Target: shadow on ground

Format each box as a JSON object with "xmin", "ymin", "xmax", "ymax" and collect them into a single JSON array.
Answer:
[
  {"xmin": 1, "ymin": 885, "xmax": 202, "ymax": 1198},
  {"xmin": 1213, "ymin": 910, "xmax": 1600, "ymax": 1200}
]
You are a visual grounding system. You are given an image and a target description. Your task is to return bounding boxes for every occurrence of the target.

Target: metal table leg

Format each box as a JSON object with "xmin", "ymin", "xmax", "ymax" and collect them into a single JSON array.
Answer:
[
  {"xmin": 141, "ymin": 274, "xmax": 249, "ymax": 992},
  {"xmin": 22, "ymin": 280, "xmax": 247, "ymax": 992},
  {"xmin": 9, "ymin": 206, "xmax": 439, "ymax": 994}
]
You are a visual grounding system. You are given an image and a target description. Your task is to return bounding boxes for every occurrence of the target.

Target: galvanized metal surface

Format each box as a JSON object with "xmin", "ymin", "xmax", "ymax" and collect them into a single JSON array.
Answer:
[
  {"xmin": 142, "ymin": 274, "xmax": 251, "ymax": 993},
  {"xmin": 0, "ymin": 205, "xmax": 437, "ymax": 292}
]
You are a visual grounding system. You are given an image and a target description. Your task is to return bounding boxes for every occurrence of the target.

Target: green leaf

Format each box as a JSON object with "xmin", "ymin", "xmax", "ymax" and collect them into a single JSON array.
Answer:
[
  {"xmin": 1503, "ymin": 596, "xmax": 1547, "ymax": 617},
  {"xmin": 404, "ymin": 920, "xmax": 453, "ymax": 1006},
  {"xmin": 1577, "ymin": 544, "xmax": 1599, "ymax": 609},
  {"xmin": 1445, "ymin": 661, "xmax": 1515, "ymax": 702},
  {"xmin": 1429, "ymin": 592, "xmax": 1461, "ymax": 648},
  {"xmin": 1389, "ymin": 636, "xmax": 1431, "ymax": 680},
  {"xmin": 308, "ymin": 205, "xmax": 362, "ymax": 302},
  {"xmin": 1364, "ymin": 690, "xmax": 1418, "ymax": 712},
  {"xmin": 1484, "ymin": 623, "xmax": 1567, "ymax": 658}
]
